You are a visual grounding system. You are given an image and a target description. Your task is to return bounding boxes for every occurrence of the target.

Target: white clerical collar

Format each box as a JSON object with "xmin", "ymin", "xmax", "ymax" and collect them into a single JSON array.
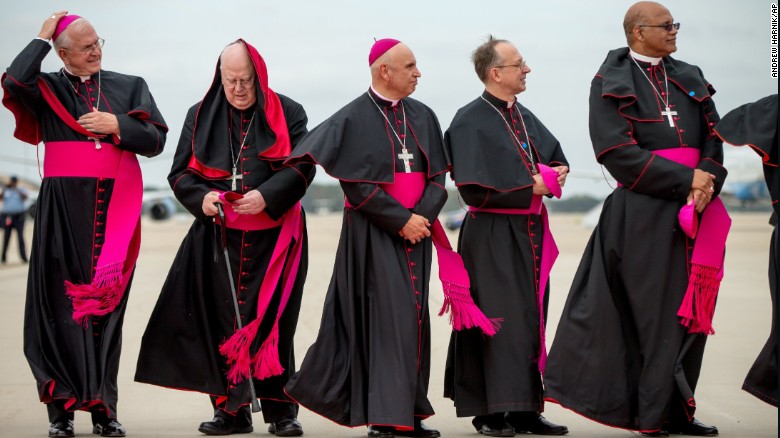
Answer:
[
  {"xmin": 370, "ymin": 85, "xmax": 400, "ymax": 107},
  {"xmin": 63, "ymin": 66, "xmax": 92, "ymax": 83},
  {"xmin": 629, "ymin": 49, "xmax": 662, "ymax": 66}
]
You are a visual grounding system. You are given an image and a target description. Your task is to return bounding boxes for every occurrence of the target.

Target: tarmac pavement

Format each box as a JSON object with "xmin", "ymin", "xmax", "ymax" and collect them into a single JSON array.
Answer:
[{"xmin": 0, "ymin": 212, "xmax": 776, "ymax": 437}]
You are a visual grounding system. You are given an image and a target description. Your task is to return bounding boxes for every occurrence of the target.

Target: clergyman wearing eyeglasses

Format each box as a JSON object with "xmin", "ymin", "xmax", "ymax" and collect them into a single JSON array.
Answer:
[
  {"xmin": 1, "ymin": 11, "xmax": 168, "ymax": 438},
  {"xmin": 545, "ymin": 2, "xmax": 726, "ymax": 437}
]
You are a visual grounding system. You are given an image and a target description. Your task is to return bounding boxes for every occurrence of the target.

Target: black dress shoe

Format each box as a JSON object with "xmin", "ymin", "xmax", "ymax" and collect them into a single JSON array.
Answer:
[
  {"xmin": 49, "ymin": 420, "xmax": 75, "ymax": 437},
  {"xmin": 268, "ymin": 417, "xmax": 304, "ymax": 436},
  {"xmin": 506, "ymin": 414, "xmax": 568, "ymax": 436},
  {"xmin": 92, "ymin": 420, "xmax": 126, "ymax": 437},
  {"xmin": 367, "ymin": 425, "xmax": 396, "ymax": 437},
  {"xmin": 472, "ymin": 414, "xmax": 515, "ymax": 437},
  {"xmin": 393, "ymin": 419, "xmax": 440, "ymax": 438},
  {"xmin": 667, "ymin": 418, "xmax": 718, "ymax": 436},
  {"xmin": 198, "ymin": 414, "xmax": 253, "ymax": 435}
]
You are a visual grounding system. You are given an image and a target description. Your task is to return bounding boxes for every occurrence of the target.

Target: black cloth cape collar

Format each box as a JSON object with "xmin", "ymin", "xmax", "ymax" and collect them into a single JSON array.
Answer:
[
  {"xmin": 715, "ymin": 94, "xmax": 778, "ymax": 167},
  {"xmin": 446, "ymin": 92, "xmax": 562, "ymax": 191},
  {"xmin": 285, "ymin": 88, "xmax": 448, "ymax": 184},
  {"xmin": 596, "ymin": 47, "xmax": 715, "ymax": 121}
]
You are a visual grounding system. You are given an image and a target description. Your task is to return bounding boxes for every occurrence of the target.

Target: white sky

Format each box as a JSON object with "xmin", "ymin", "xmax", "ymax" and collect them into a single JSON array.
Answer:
[{"xmin": 1, "ymin": 0, "xmax": 776, "ymax": 196}]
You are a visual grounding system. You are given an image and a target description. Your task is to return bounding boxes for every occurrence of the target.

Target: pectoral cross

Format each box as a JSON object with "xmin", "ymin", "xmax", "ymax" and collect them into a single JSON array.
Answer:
[
  {"xmin": 91, "ymin": 137, "xmax": 101, "ymax": 150},
  {"xmin": 231, "ymin": 166, "xmax": 242, "ymax": 191},
  {"xmin": 661, "ymin": 107, "xmax": 678, "ymax": 127},
  {"xmin": 398, "ymin": 148, "xmax": 414, "ymax": 173}
]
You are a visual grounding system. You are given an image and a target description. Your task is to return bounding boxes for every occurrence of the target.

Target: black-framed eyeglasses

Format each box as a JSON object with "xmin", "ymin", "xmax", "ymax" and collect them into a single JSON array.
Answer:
[
  {"xmin": 64, "ymin": 38, "xmax": 105, "ymax": 54},
  {"xmin": 638, "ymin": 22, "xmax": 680, "ymax": 32},
  {"xmin": 494, "ymin": 60, "xmax": 526, "ymax": 70}
]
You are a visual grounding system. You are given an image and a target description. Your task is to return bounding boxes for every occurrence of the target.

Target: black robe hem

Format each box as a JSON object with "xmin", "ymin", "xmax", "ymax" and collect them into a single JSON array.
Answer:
[{"xmin": 544, "ymin": 396, "xmax": 659, "ymax": 432}]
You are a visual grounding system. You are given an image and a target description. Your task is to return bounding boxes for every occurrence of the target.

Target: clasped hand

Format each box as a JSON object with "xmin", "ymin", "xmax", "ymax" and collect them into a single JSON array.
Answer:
[{"xmin": 399, "ymin": 213, "xmax": 431, "ymax": 244}]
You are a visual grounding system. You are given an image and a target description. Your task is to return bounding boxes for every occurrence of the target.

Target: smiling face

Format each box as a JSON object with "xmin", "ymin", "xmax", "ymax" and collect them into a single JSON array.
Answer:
[
  {"xmin": 632, "ymin": 2, "xmax": 678, "ymax": 57},
  {"xmin": 220, "ymin": 43, "xmax": 257, "ymax": 110},
  {"xmin": 492, "ymin": 42, "xmax": 531, "ymax": 95},
  {"xmin": 57, "ymin": 21, "xmax": 102, "ymax": 76}
]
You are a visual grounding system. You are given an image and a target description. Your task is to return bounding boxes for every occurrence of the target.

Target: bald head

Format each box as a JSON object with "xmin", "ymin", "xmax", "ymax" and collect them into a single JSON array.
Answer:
[
  {"xmin": 624, "ymin": 1, "xmax": 666, "ymax": 43},
  {"xmin": 220, "ymin": 41, "xmax": 257, "ymax": 110},
  {"xmin": 370, "ymin": 43, "xmax": 421, "ymax": 100}
]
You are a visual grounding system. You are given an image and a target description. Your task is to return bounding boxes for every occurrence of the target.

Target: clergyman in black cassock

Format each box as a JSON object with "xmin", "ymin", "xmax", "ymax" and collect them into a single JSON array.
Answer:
[
  {"xmin": 284, "ymin": 39, "xmax": 447, "ymax": 438},
  {"xmin": 715, "ymin": 94, "xmax": 778, "ymax": 408},
  {"xmin": 544, "ymin": 2, "xmax": 727, "ymax": 436},
  {"xmin": 443, "ymin": 36, "xmax": 570, "ymax": 437},
  {"xmin": 2, "ymin": 12, "xmax": 167, "ymax": 438},
  {"xmin": 134, "ymin": 40, "xmax": 312, "ymax": 437}
]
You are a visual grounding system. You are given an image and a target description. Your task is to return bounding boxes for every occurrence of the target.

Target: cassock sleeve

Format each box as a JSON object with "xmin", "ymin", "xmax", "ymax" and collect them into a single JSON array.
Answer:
[
  {"xmin": 113, "ymin": 80, "xmax": 167, "ymax": 158},
  {"xmin": 168, "ymin": 106, "xmax": 214, "ymax": 222},
  {"xmin": 3, "ymin": 40, "xmax": 55, "ymax": 115},
  {"xmin": 258, "ymin": 102, "xmax": 316, "ymax": 220},
  {"xmin": 411, "ymin": 173, "xmax": 448, "ymax": 221},
  {"xmin": 694, "ymin": 94, "xmax": 727, "ymax": 196},
  {"xmin": 341, "ymin": 181, "xmax": 413, "ymax": 234},
  {"xmin": 590, "ymin": 76, "xmax": 692, "ymax": 202}
]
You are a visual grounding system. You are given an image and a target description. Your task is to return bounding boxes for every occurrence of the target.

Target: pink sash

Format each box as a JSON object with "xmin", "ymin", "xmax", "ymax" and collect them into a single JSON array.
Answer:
[
  {"xmin": 45, "ymin": 141, "xmax": 142, "ymax": 326},
  {"xmin": 216, "ymin": 194, "xmax": 305, "ymax": 383},
  {"xmin": 350, "ymin": 172, "xmax": 500, "ymax": 336},
  {"xmin": 467, "ymin": 163, "xmax": 562, "ymax": 373},
  {"xmin": 650, "ymin": 148, "xmax": 731, "ymax": 335}
]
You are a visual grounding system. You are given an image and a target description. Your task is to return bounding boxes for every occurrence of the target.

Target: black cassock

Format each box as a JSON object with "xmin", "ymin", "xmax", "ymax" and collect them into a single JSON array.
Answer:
[
  {"xmin": 284, "ymin": 89, "xmax": 448, "ymax": 429},
  {"xmin": 715, "ymin": 94, "xmax": 778, "ymax": 407},
  {"xmin": 544, "ymin": 48, "xmax": 727, "ymax": 431},
  {"xmin": 134, "ymin": 50, "xmax": 313, "ymax": 420},
  {"xmin": 2, "ymin": 39, "xmax": 167, "ymax": 420},
  {"xmin": 443, "ymin": 91, "xmax": 568, "ymax": 417}
]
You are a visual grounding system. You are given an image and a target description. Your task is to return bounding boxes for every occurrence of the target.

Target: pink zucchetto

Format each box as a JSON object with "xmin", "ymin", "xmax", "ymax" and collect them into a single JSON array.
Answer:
[
  {"xmin": 52, "ymin": 15, "xmax": 82, "ymax": 42},
  {"xmin": 368, "ymin": 38, "xmax": 401, "ymax": 66}
]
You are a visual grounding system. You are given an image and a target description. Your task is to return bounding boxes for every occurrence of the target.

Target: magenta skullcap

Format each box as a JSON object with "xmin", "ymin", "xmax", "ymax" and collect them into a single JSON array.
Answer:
[
  {"xmin": 52, "ymin": 15, "xmax": 82, "ymax": 42},
  {"xmin": 368, "ymin": 38, "xmax": 401, "ymax": 66}
]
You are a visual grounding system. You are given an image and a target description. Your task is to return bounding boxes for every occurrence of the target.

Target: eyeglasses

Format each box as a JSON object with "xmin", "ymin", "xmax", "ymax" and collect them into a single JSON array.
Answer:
[
  {"xmin": 494, "ymin": 60, "xmax": 527, "ymax": 70},
  {"xmin": 64, "ymin": 38, "xmax": 105, "ymax": 54},
  {"xmin": 638, "ymin": 22, "xmax": 680, "ymax": 32},
  {"xmin": 222, "ymin": 78, "xmax": 255, "ymax": 89}
]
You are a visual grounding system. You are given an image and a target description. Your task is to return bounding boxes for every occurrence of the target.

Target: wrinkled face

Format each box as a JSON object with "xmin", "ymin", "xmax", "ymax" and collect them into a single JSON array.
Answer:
[
  {"xmin": 492, "ymin": 42, "xmax": 531, "ymax": 95},
  {"xmin": 221, "ymin": 47, "xmax": 257, "ymax": 110},
  {"xmin": 385, "ymin": 44, "xmax": 421, "ymax": 98},
  {"xmin": 635, "ymin": 4, "xmax": 678, "ymax": 57},
  {"xmin": 59, "ymin": 24, "xmax": 102, "ymax": 76}
]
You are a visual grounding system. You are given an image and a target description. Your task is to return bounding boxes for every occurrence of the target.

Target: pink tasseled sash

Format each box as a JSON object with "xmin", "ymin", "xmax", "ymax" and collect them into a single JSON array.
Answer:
[
  {"xmin": 214, "ymin": 194, "xmax": 304, "ymax": 384},
  {"xmin": 468, "ymin": 163, "xmax": 561, "ymax": 373},
  {"xmin": 45, "ymin": 141, "xmax": 143, "ymax": 327},
  {"xmin": 652, "ymin": 148, "xmax": 731, "ymax": 335},
  {"xmin": 350, "ymin": 172, "xmax": 501, "ymax": 336}
]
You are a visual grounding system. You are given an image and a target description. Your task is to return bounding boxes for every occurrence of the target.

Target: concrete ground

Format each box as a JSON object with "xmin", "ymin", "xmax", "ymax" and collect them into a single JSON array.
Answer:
[{"xmin": 0, "ymin": 212, "xmax": 776, "ymax": 437}]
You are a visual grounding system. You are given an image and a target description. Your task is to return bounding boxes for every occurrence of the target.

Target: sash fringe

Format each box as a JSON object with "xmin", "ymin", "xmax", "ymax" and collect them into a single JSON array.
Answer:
[
  {"xmin": 219, "ymin": 319, "xmax": 260, "ymax": 384},
  {"xmin": 251, "ymin": 325, "xmax": 285, "ymax": 380},
  {"xmin": 439, "ymin": 281, "xmax": 502, "ymax": 336},
  {"xmin": 64, "ymin": 262, "xmax": 124, "ymax": 327},
  {"xmin": 677, "ymin": 263, "xmax": 720, "ymax": 335}
]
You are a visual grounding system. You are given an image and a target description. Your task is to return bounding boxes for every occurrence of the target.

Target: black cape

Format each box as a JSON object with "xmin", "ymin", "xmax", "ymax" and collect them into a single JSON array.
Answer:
[
  {"xmin": 284, "ymin": 89, "xmax": 448, "ymax": 429},
  {"xmin": 443, "ymin": 91, "xmax": 568, "ymax": 416},
  {"xmin": 134, "ymin": 49, "xmax": 313, "ymax": 418},
  {"xmin": 2, "ymin": 39, "xmax": 167, "ymax": 418},
  {"xmin": 544, "ymin": 48, "xmax": 727, "ymax": 431},
  {"xmin": 715, "ymin": 94, "xmax": 778, "ymax": 407}
]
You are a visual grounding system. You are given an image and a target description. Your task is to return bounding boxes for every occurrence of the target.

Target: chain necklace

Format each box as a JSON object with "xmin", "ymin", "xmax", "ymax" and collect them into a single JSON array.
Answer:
[
  {"xmin": 480, "ymin": 95, "xmax": 537, "ymax": 174},
  {"xmin": 367, "ymin": 92, "xmax": 414, "ymax": 173},
  {"xmin": 228, "ymin": 111, "xmax": 256, "ymax": 191},
  {"xmin": 630, "ymin": 57, "xmax": 678, "ymax": 127},
  {"xmin": 62, "ymin": 68, "xmax": 103, "ymax": 149}
]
